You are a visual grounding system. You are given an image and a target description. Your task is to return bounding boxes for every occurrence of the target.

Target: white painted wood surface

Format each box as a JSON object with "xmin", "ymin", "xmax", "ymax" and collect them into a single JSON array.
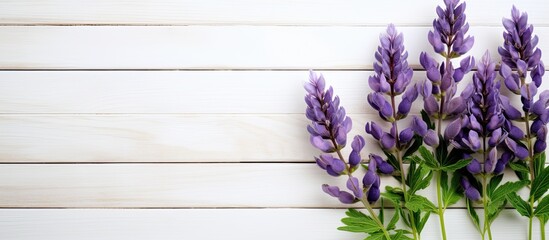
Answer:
[
  {"xmin": 0, "ymin": 209, "xmax": 538, "ymax": 240},
  {"xmin": 0, "ymin": 26, "xmax": 547, "ymax": 69},
  {"xmin": 0, "ymin": 0, "xmax": 548, "ymax": 239},
  {"xmin": 0, "ymin": 0, "xmax": 546, "ymax": 26}
]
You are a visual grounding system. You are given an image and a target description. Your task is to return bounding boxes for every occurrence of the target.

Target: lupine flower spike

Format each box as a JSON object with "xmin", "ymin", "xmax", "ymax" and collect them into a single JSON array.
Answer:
[
  {"xmin": 305, "ymin": 71, "xmax": 393, "ymax": 239},
  {"xmin": 365, "ymin": 24, "xmax": 428, "ymax": 240},
  {"xmin": 450, "ymin": 52, "xmax": 525, "ymax": 240},
  {"xmin": 415, "ymin": 1, "xmax": 476, "ymax": 239},
  {"xmin": 498, "ymin": 6, "xmax": 549, "ymax": 240}
]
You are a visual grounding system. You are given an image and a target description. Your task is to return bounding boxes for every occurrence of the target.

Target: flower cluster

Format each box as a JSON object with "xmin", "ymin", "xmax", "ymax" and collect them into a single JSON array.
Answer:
[
  {"xmin": 499, "ymin": 6, "xmax": 549, "ymax": 157},
  {"xmin": 366, "ymin": 24, "xmax": 422, "ymax": 151},
  {"xmin": 305, "ymin": 71, "xmax": 381, "ymax": 204},
  {"xmin": 448, "ymin": 52, "xmax": 510, "ymax": 200},
  {"xmin": 302, "ymin": 2, "xmax": 549, "ymax": 240},
  {"xmin": 420, "ymin": 0, "xmax": 475, "ymax": 121}
]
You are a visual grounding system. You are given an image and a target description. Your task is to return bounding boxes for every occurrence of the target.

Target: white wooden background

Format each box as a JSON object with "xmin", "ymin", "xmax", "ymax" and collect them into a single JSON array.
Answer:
[{"xmin": 0, "ymin": 0, "xmax": 548, "ymax": 239}]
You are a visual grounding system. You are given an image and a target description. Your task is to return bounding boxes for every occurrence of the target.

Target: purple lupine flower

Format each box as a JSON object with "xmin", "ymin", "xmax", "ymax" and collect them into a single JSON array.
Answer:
[
  {"xmin": 306, "ymin": 71, "xmax": 365, "ymax": 204},
  {"xmin": 421, "ymin": 0, "xmax": 475, "ymax": 124},
  {"xmin": 461, "ymin": 178, "xmax": 481, "ymax": 201},
  {"xmin": 453, "ymin": 52, "xmax": 509, "ymax": 175},
  {"xmin": 499, "ymin": 6, "xmax": 549, "ymax": 159},
  {"xmin": 305, "ymin": 70, "xmax": 395, "ymax": 205},
  {"xmin": 366, "ymin": 24, "xmax": 420, "ymax": 154}
]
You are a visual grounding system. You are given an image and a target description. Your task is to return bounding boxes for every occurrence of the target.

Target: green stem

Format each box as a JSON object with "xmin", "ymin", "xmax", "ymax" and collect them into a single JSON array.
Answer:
[
  {"xmin": 362, "ymin": 199, "xmax": 392, "ymax": 240},
  {"xmin": 482, "ymin": 175, "xmax": 493, "ymax": 240},
  {"xmin": 331, "ymin": 144, "xmax": 392, "ymax": 240},
  {"xmin": 529, "ymin": 216, "xmax": 534, "ymax": 240},
  {"xmin": 524, "ymin": 84, "xmax": 535, "ymax": 240},
  {"xmin": 390, "ymin": 93, "xmax": 419, "ymax": 240},
  {"xmin": 541, "ymin": 218, "xmax": 546, "ymax": 240},
  {"xmin": 435, "ymin": 171, "xmax": 447, "ymax": 240}
]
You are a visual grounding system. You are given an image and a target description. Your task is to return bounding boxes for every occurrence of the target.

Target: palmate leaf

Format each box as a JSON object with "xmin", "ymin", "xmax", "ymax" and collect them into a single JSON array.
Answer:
[
  {"xmin": 418, "ymin": 212, "xmax": 431, "ymax": 233},
  {"xmin": 418, "ymin": 146, "xmax": 438, "ymax": 169},
  {"xmin": 387, "ymin": 206, "xmax": 400, "ymax": 230},
  {"xmin": 491, "ymin": 180, "xmax": 529, "ymax": 204},
  {"xmin": 534, "ymin": 195, "xmax": 549, "ymax": 217},
  {"xmin": 534, "ymin": 152, "xmax": 546, "ymax": 178},
  {"xmin": 487, "ymin": 174, "xmax": 504, "ymax": 196},
  {"xmin": 365, "ymin": 232, "xmax": 384, "ymax": 240},
  {"xmin": 466, "ymin": 199, "xmax": 481, "ymax": 233},
  {"xmin": 507, "ymin": 192, "xmax": 532, "ymax": 217},
  {"xmin": 405, "ymin": 195, "xmax": 437, "ymax": 213},
  {"xmin": 403, "ymin": 136, "xmax": 423, "ymax": 160},
  {"xmin": 531, "ymin": 165, "xmax": 549, "ymax": 201},
  {"xmin": 442, "ymin": 171, "xmax": 463, "ymax": 207},
  {"xmin": 339, "ymin": 209, "xmax": 381, "ymax": 233},
  {"xmin": 440, "ymin": 159, "xmax": 471, "ymax": 172}
]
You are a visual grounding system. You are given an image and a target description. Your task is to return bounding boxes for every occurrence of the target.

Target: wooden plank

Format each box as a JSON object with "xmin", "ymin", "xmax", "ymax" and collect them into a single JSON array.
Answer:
[
  {"xmin": 0, "ymin": 209, "xmax": 540, "ymax": 240},
  {"xmin": 1, "ymin": 114, "xmax": 547, "ymax": 163},
  {"xmin": 1, "ymin": 26, "xmax": 548, "ymax": 69},
  {"xmin": 0, "ymin": 71, "xmax": 547, "ymax": 114},
  {"xmin": 0, "ymin": 163, "xmax": 405, "ymax": 208},
  {"xmin": 0, "ymin": 114, "xmax": 332, "ymax": 162},
  {"xmin": 0, "ymin": 71, "xmax": 372, "ymax": 114},
  {"xmin": 0, "ymin": 163, "xmax": 532, "ymax": 208},
  {"xmin": 0, "ymin": 0, "xmax": 547, "ymax": 26}
]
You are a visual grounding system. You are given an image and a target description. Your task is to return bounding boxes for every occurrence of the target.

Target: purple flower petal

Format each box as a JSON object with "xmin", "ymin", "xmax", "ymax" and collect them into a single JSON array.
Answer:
[
  {"xmin": 310, "ymin": 136, "xmax": 334, "ymax": 152},
  {"xmin": 322, "ymin": 184, "xmax": 340, "ymax": 197},
  {"xmin": 347, "ymin": 177, "xmax": 363, "ymax": 199},
  {"xmin": 338, "ymin": 191, "xmax": 357, "ymax": 204},
  {"xmin": 467, "ymin": 159, "xmax": 482, "ymax": 175},
  {"xmin": 411, "ymin": 116, "xmax": 428, "ymax": 136}
]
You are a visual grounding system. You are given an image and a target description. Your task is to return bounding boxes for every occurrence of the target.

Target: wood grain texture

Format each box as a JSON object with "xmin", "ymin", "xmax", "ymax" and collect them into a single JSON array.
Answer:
[
  {"xmin": 0, "ymin": 114, "xmax": 321, "ymax": 162},
  {"xmin": 0, "ymin": 163, "xmax": 532, "ymax": 208},
  {"xmin": 1, "ymin": 70, "xmax": 548, "ymax": 114},
  {"xmin": 0, "ymin": 163, "xmax": 403, "ymax": 208},
  {"xmin": 0, "ymin": 26, "xmax": 548, "ymax": 69},
  {"xmin": 0, "ymin": 209, "xmax": 540, "ymax": 240},
  {"xmin": 0, "ymin": 0, "xmax": 547, "ymax": 26},
  {"xmin": 0, "ymin": 71, "xmax": 371, "ymax": 114}
]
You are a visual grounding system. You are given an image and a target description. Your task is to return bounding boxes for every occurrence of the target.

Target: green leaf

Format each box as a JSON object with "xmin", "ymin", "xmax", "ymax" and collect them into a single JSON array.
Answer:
[
  {"xmin": 340, "ymin": 216, "xmax": 380, "ymax": 233},
  {"xmin": 531, "ymin": 166, "xmax": 549, "ymax": 201},
  {"xmin": 365, "ymin": 232, "xmax": 384, "ymax": 240},
  {"xmin": 511, "ymin": 160, "xmax": 530, "ymax": 182},
  {"xmin": 487, "ymin": 202, "xmax": 505, "ymax": 225},
  {"xmin": 534, "ymin": 152, "xmax": 546, "ymax": 178},
  {"xmin": 487, "ymin": 174, "xmax": 504, "ymax": 196},
  {"xmin": 443, "ymin": 171, "xmax": 463, "ymax": 208},
  {"xmin": 338, "ymin": 225, "xmax": 371, "ymax": 233},
  {"xmin": 507, "ymin": 192, "xmax": 532, "ymax": 217},
  {"xmin": 409, "ymin": 164, "xmax": 433, "ymax": 194},
  {"xmin": 491, "ymin": 180, "xmax": 529, "ymax": 204},
  {"xmin": 421, "ymin": 110, "xmax": 434, "ymax": 129},
  {"xmin": 509, "ymin": 162, "xmax": 530, "ymax": 174},
  {"xmin": 387, "ymin": 205, "xmax": 400, "ymax": 230},
  {"xmin": 382, "ymin": 186, "xmax": 403, "ymax": 204},
  {"xmin": 486, "ymin": 199, "xmax": 506, "ymax": 216},
  {"xmin": 418, "ymin": 146, "xmax": 439, "ymax": 169},
  {"xmin": 440, "ymin": 159, "xmax": 471, "ymax": 172},
  {"xmin": 534, "ymin": 195, "xmax": 549, "ymax": 217},
  {"xmin": 340, "ymin": 209, "xmax": 381, "ymax": 233},
  {"xmin": 403, "ymin": 136, "xmax": 423, "ymax": 160},
  {"xmin": 346, "ymin": 208, "xmax": 368, "ymax": 218},
  {"xmin": 379, "ymin": 201, "xmax": 385, "ymax": 225},
  {"xmin": 466, "ymin": 199, "xmax": 481, "ymax": 233},
  {"xmin": 393, "ymin": 230, "xmax": 414, "ymax": 240},
  {"xmin": 436, "ymin": 134, "xmax": 448, "ymax": 165},
  {"xmin": 405, "ymin": 195, "xmax": 437, "ymax": 213},
  {"xmin": 418, "ymin": 212, "xmax": 431, "ymax": 233}
]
